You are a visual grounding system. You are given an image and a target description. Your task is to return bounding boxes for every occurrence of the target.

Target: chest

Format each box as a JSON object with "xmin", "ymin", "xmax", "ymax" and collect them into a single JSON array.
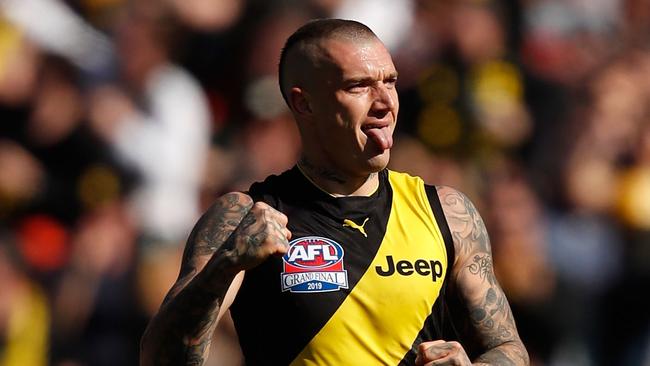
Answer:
[
  {"xmin": 261, "ymin": 199, "xmax": 448, "ymax": 312},
  {"xmin": 232, "ymin": 178, "xmax": 451, "ymax": 365}
]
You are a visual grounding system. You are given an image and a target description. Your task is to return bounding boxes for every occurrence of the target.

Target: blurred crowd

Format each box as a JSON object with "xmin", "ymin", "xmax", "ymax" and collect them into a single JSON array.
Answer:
[{"xmin": 0, "ymin": 0, "xmax": 649, "ymax": 365}]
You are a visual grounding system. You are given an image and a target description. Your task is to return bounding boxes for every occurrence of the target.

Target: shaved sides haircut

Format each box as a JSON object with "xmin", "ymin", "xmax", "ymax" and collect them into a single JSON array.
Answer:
[{"xmin": 278, "ymin": 19, "xmax": 379, "ymax": 105}]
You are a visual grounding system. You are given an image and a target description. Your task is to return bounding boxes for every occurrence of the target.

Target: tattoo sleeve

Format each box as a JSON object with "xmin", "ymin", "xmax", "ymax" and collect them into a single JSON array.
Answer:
[
  {"xmin": 140, "ymin": 192, "xmax": 253, "ymax": 366},
  {"xmin": 437, "ymin": 186, "xmax": 530, "ymax": 366}
]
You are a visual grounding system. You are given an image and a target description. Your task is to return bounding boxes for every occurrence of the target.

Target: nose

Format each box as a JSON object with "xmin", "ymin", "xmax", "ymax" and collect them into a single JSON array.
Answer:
[{"xmin": 371, "ymin": 83, "xmax": 396, "ymax": 112}]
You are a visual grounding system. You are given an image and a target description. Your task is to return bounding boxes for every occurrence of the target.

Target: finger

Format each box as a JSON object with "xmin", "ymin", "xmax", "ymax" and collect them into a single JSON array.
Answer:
[
  {"xmin": 268, "ymin": 220, "xmax": 291, "ymax": 242},
  {"xmin": 416, "ymin": 340, "xmax": 445, "ymax": 366},
  {"xmin": 416, "ymin": 340, "xmax": 445, "ymax": 365},
  {"xmin": 252, "ymin": 200, "xmax": 271, "ymax": 210},
  {"xmin": 283, "ymin": 227, "xmax": 292, "ymax": 241},
  {"xmin": 415, "ymin": 353, "xmax": 424, "ymax": 366},
  {"xmin": 257, "ymin": 204, "xmax": 285, "ymax": 224},
  {"xmin": 250, "ymin": 201, "xmax": 271, "ymax": 216},
  {"xmin": 418, "ymin": 340, "xmax": 446, "ymax": 353},
  {"xmin": 268, "ymin": 232, "xmax": 290, "ymax": 254},
  {"xmin": 423, "ymin": 353, "xmax": 454, "ymax": 366},
  {"xmin": 274, "ymin": 245, "xmax": 289, "ymax": 256},
  {"xmin": 272, "ymin": 209, "xmax": 289, "ymax": 227},
  {"xmin": 277, "ymin": 232, "xmax": 290, "ymax": 250},
  {"xmin": 420, "ymin": 342, "xmax": 456, "ymax": 362}
]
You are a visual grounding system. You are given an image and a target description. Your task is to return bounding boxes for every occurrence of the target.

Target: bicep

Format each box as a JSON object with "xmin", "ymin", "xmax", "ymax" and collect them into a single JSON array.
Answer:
[{"xmin": 454, "ymin": 250, "xmax": 519, "ymax": 350}]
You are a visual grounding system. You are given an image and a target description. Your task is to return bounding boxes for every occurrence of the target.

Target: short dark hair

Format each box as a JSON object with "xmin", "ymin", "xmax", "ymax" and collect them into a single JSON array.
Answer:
[{"xmin": 278, "ymin": 19, "xmax": 378, "ymax": 105}]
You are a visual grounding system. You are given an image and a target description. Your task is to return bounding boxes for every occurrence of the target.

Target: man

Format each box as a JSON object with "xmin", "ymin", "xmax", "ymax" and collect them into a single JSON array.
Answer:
[{"xmin": 140, "ymin": 19, "xmax": 529, "ymax": 366}]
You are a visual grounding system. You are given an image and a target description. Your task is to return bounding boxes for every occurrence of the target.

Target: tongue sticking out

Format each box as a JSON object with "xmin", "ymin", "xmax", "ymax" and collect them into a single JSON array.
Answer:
[{"xmin": 364, "ymin": 126, "xmax": 393, "ymax": 151}]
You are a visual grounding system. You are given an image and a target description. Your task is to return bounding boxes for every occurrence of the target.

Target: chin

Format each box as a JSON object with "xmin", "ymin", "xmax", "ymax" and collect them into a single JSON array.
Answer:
[{"xmin": 366, "ymin": 150, "xmax": 390, "ymax": 173}]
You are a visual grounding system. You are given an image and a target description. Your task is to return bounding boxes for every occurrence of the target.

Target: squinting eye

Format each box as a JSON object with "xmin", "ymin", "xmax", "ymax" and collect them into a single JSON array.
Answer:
[
  {"xmin": 347, "ymin": 84, "xmax": 368, "ymax": 93},
  {"xmin": 385, "ymin": 78, "xmax": 397, "ymax": 88}
]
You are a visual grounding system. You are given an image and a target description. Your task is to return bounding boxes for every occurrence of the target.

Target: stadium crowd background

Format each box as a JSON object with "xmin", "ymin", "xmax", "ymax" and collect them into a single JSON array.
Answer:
[{"xmin": 0, "ymin": 0, "xmax": 649, "ymax": 365}]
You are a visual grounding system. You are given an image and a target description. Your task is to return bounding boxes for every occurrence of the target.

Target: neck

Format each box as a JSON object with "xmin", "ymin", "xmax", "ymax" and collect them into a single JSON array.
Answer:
[{"xmin": 297, "ymin": 156, "xmax": 379, "ymax": 197}]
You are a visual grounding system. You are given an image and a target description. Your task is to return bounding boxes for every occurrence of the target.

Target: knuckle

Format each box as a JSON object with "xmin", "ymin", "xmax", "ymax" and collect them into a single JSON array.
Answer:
[
  {"xmin": 252, "ymin": 201, "xmax": 268, "ymax": 210},
  {"xmin": 267, "ymin": 218, "xmax": 280, "ymax": 228},
  {"xmin": 418, "ymin": 343, "xmax": 429, "ymax": 353},
  {"xmin": 278, "ymin": 211, "xmax": 289, "ymax": 222}
]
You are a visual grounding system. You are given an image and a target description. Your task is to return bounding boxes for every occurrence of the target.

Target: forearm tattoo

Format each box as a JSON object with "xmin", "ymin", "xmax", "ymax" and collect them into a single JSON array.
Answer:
[
  {"xmin": 437, "ymin": 187, "xmax": 529, "ymax": 365},
  {"xmin": 142, "ymin": 193, "xmax": 253, "ymax": 366}
]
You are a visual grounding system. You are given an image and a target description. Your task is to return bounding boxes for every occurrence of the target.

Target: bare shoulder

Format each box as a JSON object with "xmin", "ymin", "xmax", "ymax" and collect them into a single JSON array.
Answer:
[{"xmin": 435, "ymin": 186, "xmax": 490, "ymax": 264}]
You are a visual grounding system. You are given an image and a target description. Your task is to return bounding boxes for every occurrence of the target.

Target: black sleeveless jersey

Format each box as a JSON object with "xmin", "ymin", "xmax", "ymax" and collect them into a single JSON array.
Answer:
[{"xmin": 230, "ymin": 166, "xmax": 456, "ymax": 365}]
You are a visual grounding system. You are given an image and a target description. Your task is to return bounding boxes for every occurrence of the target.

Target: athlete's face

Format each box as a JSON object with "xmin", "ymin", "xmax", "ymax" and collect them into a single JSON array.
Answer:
[{"xmin": 307, "ymin": 38, "xmax": 399, "ymax": 177}]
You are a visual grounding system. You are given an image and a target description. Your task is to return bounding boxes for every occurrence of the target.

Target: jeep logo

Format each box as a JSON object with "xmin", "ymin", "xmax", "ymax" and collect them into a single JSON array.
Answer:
[{"xmin": 375, "ymin": 255, "xmax": 443, "ymax": 282}]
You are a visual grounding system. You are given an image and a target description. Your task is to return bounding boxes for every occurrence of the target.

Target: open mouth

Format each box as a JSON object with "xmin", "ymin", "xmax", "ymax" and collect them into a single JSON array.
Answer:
[
  {"xmin": 361, "ymin": 122, "xmax": 388, "ymax": 132},
  {"xmin": 361, "ymin": 123, "xmax": 393, "ymax": 150}
]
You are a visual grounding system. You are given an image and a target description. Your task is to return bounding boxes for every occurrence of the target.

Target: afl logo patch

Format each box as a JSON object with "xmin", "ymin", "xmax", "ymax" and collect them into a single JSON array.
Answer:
[{"xmin": 281, "ymin": 236, "xmax": 349, "ymax": 293}]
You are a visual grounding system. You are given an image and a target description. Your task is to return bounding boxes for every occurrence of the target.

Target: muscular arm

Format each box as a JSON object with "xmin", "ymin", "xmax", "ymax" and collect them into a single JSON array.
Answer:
[
  {"xmin": 140, "ymin": 192, "xmax": 252, "ymax": 366},
  {"xmin": 437, "ymin": 186, "xmax": 529, "ymax": 366},
  {"xmin": 140, "ymin": 192, "xmax": 291, "ymax": 366}
]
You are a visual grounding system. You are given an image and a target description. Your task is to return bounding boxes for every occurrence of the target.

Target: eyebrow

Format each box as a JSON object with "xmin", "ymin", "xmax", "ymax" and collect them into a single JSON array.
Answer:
[{"xmin": 343, "ymin": 72, "xmax": 399, "ymax": 84}]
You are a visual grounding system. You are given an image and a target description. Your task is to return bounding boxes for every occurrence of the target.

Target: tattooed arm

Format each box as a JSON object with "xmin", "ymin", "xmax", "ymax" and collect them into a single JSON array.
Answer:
[
  {"xmin": 140, "ymin": 192, "xmax": 291, "ymax": 366},
  {"xmin": 416, "ymin": 187, "xmax": 529, "ymax": 366}
]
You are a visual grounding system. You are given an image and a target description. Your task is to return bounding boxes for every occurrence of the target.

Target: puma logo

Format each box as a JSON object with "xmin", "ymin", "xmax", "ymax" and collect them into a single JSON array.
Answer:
[{"xmin": 343, "ymin": 218, "xmax": 369, "ymax": 237}]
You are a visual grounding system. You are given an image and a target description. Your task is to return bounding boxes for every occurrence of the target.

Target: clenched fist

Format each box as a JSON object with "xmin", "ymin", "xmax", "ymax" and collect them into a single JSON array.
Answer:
[
  {"xmin": 415, "ymin": 340, "xmax": 472, "ymax": 366},
  {"xmin": 220, "ymin": 201, "xmax": 292, "ymax": 271}
]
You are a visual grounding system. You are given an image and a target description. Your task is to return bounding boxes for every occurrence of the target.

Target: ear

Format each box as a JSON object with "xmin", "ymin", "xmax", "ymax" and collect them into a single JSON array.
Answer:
[{"xmin": 289, "ymin": 87, "xmax": 312, "ymax": 116}]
